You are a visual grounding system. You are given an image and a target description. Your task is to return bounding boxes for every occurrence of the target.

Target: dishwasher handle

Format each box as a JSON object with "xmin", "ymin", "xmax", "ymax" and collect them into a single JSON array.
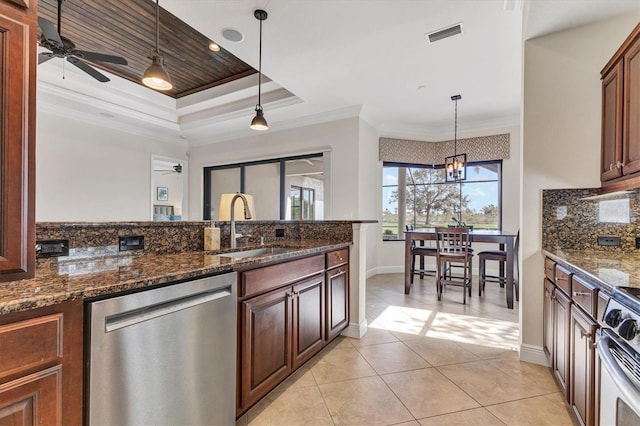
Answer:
[{"xmin": 105, "ymin": 286, "xmax": 232, "ymax": 332}]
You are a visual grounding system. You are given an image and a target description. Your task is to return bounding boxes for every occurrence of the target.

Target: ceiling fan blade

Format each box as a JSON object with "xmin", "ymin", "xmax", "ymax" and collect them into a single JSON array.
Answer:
[
  {"xmin": 76, "ymin": 50, "xmax": 128, "ymax": 66},
  {"xmin": 38, "ymin": 52, "xmax": 55, "ymax": 64},
  {"xmin": 38, "ymin": 17, "xmax": 63, "ymax": 47},
  {"xmin": 67, "ymin": 57, "xmax": 110, "ymax": 82}
]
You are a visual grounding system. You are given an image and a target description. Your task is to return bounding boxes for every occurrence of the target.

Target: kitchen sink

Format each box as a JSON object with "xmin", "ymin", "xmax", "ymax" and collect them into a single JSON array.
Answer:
[{"xmin": 219, "ymin": 247, "xmax": 294, "ymax": 259}]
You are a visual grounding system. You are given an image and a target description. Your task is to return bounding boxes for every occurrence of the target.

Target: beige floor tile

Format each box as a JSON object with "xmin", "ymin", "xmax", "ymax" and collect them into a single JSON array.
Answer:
[
  {"xmin": 319, "ymin": 376, "xmax": 414, "ymax": 425},
  {"xmin": 347, "ymin": 327, "xmax": 399, "ymax": 347},
  {"xmin": 457, "ymin": 342, "xmax": 519, "ymax": 360},
  {"xmin": 485, "ymin": 393, "xmax": 577, "ymax": 426},
  {"xmin": 405, "ymin": 337, "xmax": 481, "ymax": 366},
  {"xmin": 418, "ymin": 407, "xmax": 505, "ymax": 425},
  {"xmin": 247, "ymin": 385, "xmax": 333, "ymax": 426},
  {"xmin": 382, "ymin": 368, "xmax": 480, "ymax": 419},
  {"xmin": 356, "ymin": 341, "xmax": 431, "ymax": 374},
  {"xmin": 275, "ymin": 364, "xmax": 317, "ymax": 391},
  {"xmin": 437, "ymin": 360, "xmax": 558, "ymax": 406},
  {"xmin": 310, "ymin": 346, "xmax": 377, "ymax": 384}
]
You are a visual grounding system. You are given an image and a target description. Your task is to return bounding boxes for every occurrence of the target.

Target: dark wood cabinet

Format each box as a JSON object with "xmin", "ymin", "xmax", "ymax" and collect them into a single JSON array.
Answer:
[
  {"xmin": 553, "ymin": 285, "xmax": 571, "ymax": 399},
  {"xmin": 543, "ymin": 278, "xmax": 555, "ymax": 366},
  {"xmin": 0, "ymin": 0, "xmax": 37, "ymax": 281},
  {"xmin": 326, "ymin": 248, "xmax": 349, "ymax": 341},
  {"xmin": 601, "ymin": 23, "xmax": 640, "ymax": 190},
  {"xmin": 570, "ymin": 304, "xmax": 597, "ymax": 426},
  {"xmin": 601, "ymin": 61, "xmax": 623, "ymax": 182},
  {"xmin": 237, "ymin": 250, "xmax": 349, "ymax": 417},
  {"xmin": 0, "ymin": 300, "xmax": 83, "ymax": 426}
]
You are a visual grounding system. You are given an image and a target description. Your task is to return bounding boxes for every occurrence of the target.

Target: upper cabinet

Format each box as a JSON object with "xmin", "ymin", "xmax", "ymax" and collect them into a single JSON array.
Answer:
[
  {"xmin": 0, "ymin": 0, "xmax": 37, "ymax": 281},
  {"xmin": 601, "ymin": 23, "xmax": 640, "ymax": 190}
]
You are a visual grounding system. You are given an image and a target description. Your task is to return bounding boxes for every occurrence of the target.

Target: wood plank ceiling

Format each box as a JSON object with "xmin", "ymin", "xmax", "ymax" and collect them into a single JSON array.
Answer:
[{"xmin": 38, "ymin": 0, "xmax": 257, "ymax": 98}]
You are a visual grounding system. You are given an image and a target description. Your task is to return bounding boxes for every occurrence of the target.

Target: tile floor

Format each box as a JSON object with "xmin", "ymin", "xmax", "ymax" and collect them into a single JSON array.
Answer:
[{"xmin": 236, "ymin": 273, "xmax": 578, "ymax": 426}]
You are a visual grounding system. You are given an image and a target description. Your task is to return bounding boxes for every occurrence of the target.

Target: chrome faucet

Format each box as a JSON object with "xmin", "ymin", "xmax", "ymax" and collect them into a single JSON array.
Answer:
[{"xmin": 230, "ymin": 193, "xmax": 252, "ymax": 249}]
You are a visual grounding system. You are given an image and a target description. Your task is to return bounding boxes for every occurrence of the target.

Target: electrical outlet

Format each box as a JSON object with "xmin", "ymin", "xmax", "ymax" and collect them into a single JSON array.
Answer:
[
  {"xmin": 119, "ymin": 235, "xmax": 144, "ymax": 251},
  {"xmin": 275, "ymin": 228, "xmax": 285, "ymax": 238},
  {"xmin": 36, "ymin": 239, "xmax": 69, "ymax": 258},
  {"xmin": 597, "ymin": 235, "xmax": 621, "ymax": 246}
]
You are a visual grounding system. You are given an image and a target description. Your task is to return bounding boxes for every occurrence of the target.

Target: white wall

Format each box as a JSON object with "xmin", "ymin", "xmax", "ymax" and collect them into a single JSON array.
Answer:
[
  {"xmin": 374, "ymin": 125, "xmax": 521, "ymax": 276},
  {"xmin": 358, "ymin": 119, "xmax": 381, "ymax": 273},
  {"xmin": 520, "ymin": 14, "xmax": 638, "ymax": 363},
  {"xmin": 36, "ymin": 111, "xmax": 188, "ymax": 221}
]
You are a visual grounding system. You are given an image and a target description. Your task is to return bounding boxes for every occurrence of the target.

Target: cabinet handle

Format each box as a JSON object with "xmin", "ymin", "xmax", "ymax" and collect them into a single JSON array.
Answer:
[
  {"xmin": 590, "ymin": 341, "xmax": 598, "ymax": 350},
  {"xmin": 550, "ymin": 293, "xmax": 557, "ymax": 301},
  {"xmin": 580, "ymin": 330, "xmax": 592, "ymax": 339},
  {"xmin": 556, "ymin": 276, "xmax": 568, "ymax": 281},
  {"xmin": 610, "ymin": 163, "xmax": 614, "ymax": 171},
  {"xmin": 573, "ymin": 291, "xmax": 590, "ymax": 297},
  {"xmin": 617, "ymin": 161, "xmax": 624, "ymax": 169}
]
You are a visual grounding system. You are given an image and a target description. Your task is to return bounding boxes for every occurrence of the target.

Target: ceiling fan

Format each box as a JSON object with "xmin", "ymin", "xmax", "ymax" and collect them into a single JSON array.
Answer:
[
  {"xmin": 38, "ymin": 0, "xmax": 128, "ymax": 82},
  {"xmin": 154, "ymin": 164, "xmax": 183, "ymax": 174}
]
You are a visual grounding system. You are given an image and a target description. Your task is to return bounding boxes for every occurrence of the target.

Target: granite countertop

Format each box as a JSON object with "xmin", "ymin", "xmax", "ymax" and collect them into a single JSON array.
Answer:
[
  {"xmin": 0, "ymin": 241, "xmax": 350, "ymax": 315},
  {"xmin": 542, "ymin": 247, "xmax": 640, "ymax": 292}
]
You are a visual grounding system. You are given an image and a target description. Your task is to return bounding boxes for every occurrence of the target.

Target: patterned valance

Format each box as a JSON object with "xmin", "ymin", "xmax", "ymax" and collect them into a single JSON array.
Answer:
[{"xmin": 379, "ymin": 133, "xmax": 510, "ymax": 165}]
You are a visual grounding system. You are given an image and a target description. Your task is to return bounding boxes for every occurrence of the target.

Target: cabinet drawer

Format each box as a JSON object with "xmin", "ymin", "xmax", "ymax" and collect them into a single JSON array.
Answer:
[
  {"xmin": 326, "ymin": 248, "xmax": 348, "ymax": 269},
  {"xmin": 571, "ymin": 276, "xmax": 597, "ymax": 318},
  {"xmin": 0, "ymin": 314, "xmax": 63, "ymax": 379},
  {"xmin": 241, "ymin": 254, "xmax": 325, "ymax": 298},
  {"xmin": 544, "ymin": 257, "xmax": 556, "ymax": 281},
  {"xmin": 555, "ymin": 265, "xmax": 572, "ymax": 296}
]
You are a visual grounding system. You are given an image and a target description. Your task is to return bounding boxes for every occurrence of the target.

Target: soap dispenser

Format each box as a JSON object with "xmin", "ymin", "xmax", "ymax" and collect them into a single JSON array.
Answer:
[{"xmin": 204, "ymin": 221, "xmax": 220, "ymax": 251}]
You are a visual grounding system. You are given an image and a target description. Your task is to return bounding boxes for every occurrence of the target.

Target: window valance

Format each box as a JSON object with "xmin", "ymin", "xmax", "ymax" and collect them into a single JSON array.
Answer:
[{"xmin": 379, "ymin": 133, "xmax": 510, "ymax": 165}]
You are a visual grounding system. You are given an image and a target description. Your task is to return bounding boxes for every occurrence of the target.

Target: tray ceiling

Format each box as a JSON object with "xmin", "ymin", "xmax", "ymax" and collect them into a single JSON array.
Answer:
[{"xmin": 37, "ymin": 0, "xmax": 257, "ymax": 98}]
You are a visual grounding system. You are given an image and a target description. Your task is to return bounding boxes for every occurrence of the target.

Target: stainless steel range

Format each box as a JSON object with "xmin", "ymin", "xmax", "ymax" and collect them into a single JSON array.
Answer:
[{"xmin": 598, "ymin": 287, "xmax": 640, "ymax": 425}]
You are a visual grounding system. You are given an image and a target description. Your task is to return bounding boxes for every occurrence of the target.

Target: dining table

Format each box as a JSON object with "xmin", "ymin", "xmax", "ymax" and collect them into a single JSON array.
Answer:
[{"xmin": 404, "ymin": 229, "xmax": 518, "ymax": 309}]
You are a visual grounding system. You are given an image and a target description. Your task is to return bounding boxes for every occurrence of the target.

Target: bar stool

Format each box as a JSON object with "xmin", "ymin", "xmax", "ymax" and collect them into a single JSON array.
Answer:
[
  {"xmin": 435, "ymin": 227, "xmax": 473, "ymax": 304},
  {"xmin": 406, "ymin": 225, "xmax": 437, "ymax": 286},
  {"xmin": 478, "ymin": 230, "xmax": 520, "ymax": 302}
]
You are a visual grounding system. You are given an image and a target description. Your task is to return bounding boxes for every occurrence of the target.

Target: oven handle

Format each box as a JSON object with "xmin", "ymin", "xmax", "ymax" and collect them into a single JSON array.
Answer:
[{"xmin": 597, "ymin": 333, "xmax": 640, "ymax": 407}]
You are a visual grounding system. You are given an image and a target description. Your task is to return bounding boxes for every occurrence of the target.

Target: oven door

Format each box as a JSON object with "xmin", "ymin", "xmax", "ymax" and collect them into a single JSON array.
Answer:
[{"xmin": 597, "ymin": 328, "xmax": 640, "ymax": 425}]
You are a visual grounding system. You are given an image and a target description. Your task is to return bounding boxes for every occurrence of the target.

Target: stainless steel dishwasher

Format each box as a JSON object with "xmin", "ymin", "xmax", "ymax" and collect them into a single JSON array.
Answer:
[{"xmin": 86, "ymin": 272, "xmax": 236, "ymax": 426}]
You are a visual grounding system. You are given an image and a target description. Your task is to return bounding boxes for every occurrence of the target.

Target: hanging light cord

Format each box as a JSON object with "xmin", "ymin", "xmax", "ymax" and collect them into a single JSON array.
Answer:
[
  {"xmin": 454, "ymin": 98, "xmax": 458, "ymax": 156},
  {"xmin": 257, "ymin": 16, "xmax": 263, "ymax": 108},
  {"xmin": 155, "ymin": 0, "xmax": 160, "ymax": 55}
]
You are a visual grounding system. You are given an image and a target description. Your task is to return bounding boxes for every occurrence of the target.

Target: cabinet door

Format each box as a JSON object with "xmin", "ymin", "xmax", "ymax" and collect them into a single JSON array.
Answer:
[
  {"xmin": 570, "ymin": 305, "xmax": 597, "ymax": 426},
  {"xmin": 0, "ymin": 0, "xmax": 37, "ymax": 280},
  {"xmin": 0, "ymin": 366, "xmax": 61, "ymax": 425},
  {"xmin": 326, "ymin": 265, "xmax": 349, "ymax": 341},
  {"xmin": 543, "ymin": 279, "xmax": 555, "ymax": 366},
  {"xmin": 239, "ymin": 286, "xmax": 292, "ymax": 412},
  {"xmin": 623, "ymin": 36, "xmax": 640, "ymax": 176},
  {"xmin": 292, "ymin": 274, "xmax": 325, "ymax": 369},
  {"xmin": 601, "ymin": 61, "xmax": 623, "ymax": 182},
  {"xmin": 553, "ymin": 288, "xmax": 571, "ymax": 400}
]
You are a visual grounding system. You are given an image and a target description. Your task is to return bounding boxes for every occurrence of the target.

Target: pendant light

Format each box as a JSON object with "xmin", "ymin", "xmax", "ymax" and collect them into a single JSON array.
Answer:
[
  {"xmin": 445, "ymin": 94, "xmax": 467, "ymax": 182},
  {"xmin": 250, "ymin": 9, "xmax": 269, "ymax": 131},
  {"xmin": 142, "ymin": 0, "xmax": 173, "ymax": 91}
]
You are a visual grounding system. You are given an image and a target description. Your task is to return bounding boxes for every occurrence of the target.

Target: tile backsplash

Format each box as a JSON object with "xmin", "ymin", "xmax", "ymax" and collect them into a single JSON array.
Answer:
[{"xmin": 542, "ymin": 188, "xmax": 640, "ymax": 251}]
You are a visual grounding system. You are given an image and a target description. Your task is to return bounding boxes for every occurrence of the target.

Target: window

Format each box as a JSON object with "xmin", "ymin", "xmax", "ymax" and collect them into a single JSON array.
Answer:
[
  {"xmin": 203, "ymin": 153, "xmax": 325, "ymax": 221},
  {"xmin": 382, "ymin": 161, "xmax": 502, "ymax": 240},
  {"xmin": 290, "ymin": 186, "xmax": 315, "ymax": 220}
]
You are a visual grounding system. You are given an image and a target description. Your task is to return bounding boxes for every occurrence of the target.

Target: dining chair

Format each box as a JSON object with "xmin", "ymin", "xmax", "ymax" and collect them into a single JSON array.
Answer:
[
  {"xmin": 406, "ymin": 225, "xmax": 437, "ymax": 287},
  {"xmin": 478, "ymin": 230, "xmax": 520, "ymax": 302},
  {"xmin": 435, "ymin": 226, "xmax": 473, "ymax": 304}
]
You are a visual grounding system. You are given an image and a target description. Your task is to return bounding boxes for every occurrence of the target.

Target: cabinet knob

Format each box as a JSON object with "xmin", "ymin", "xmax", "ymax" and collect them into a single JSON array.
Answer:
[
  {"xmin": 610, "ymin": 163, "xmax": 614, "ymax": 171},
  {"xmin": 617, "ymin": 161, "xmax": 625, "ymax": 169},
  {"xmin": 580, "ymin": 330, "xmax": 591, "ymax": 339}
]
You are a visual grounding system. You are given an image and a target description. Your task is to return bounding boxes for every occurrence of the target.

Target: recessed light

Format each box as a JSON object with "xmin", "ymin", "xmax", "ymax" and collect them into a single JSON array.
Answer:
[
  {"xmin": 208, "ymin": 41, "xmax": 221, "ymax": 52},
  {"xmin": 222, "ymin": 28, "xmax": 243, "ymax": 42}
]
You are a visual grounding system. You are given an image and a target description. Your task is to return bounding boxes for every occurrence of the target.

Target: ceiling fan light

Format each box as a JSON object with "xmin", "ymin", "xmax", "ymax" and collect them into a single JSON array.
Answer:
[
  {"xmin": 142, "ymin": 55, "xmax": 173, "ymax": 91},
  {"xmin": 250, "ymin": 107, "xmax": 268, "ymax": 131}
]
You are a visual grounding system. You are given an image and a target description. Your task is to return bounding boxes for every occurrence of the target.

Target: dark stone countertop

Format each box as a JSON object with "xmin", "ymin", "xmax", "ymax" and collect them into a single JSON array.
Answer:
[
  {"xmin": 542, "ymin": 247, "xmax": 640, "ymax": 293},
  {"xmin": 0, "ymin": 241, "xmax": 350, "ymax": 315}
]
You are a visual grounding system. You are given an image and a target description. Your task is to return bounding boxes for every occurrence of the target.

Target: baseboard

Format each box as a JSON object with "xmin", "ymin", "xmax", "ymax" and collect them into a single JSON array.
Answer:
[
  {"xmin": 341, "ymin": 319, "xmax": 368, "ymax": 339},
  {"xmin": 519, "ymin": 343, "xmax": 550, "ymax": 366},
  {"xmin": 369, "ymin": 266, "xmax": 403, "ymax": 276}
]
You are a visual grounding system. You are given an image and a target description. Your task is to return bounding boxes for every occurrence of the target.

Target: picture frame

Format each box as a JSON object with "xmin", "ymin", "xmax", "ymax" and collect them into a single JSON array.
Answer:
[{"xmin": 157, "ymin": 187, "xmax": 168, "ymax": 201}]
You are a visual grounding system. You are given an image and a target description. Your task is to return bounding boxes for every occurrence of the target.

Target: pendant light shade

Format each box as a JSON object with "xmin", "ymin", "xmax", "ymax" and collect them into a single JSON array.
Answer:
[
  {"xmin": 251, "ymin": 9, "xmax": 268, "ymax": 131},
  {"xmin": 143, "ymin": 0, "xmax": 173, "ymax": 91},
  {"xmin": 445, "ymin": 94, "xmax": 466, "ymax": 182}
]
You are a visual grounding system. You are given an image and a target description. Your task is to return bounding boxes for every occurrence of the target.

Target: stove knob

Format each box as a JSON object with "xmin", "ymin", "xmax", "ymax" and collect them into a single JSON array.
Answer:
[
  {"xmin": 605, "ymin": 309, "xmax": 623, "ymax": 327},
  {"xmin": 619, "ymin": 319, "xmax": 639, "ymax": 341}
]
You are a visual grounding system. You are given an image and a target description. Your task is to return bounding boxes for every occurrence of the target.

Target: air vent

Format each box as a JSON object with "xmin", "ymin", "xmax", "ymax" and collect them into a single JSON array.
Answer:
[{"xmin": 426, "ymin": 23, "xmax": 463, "ymax": 43}]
